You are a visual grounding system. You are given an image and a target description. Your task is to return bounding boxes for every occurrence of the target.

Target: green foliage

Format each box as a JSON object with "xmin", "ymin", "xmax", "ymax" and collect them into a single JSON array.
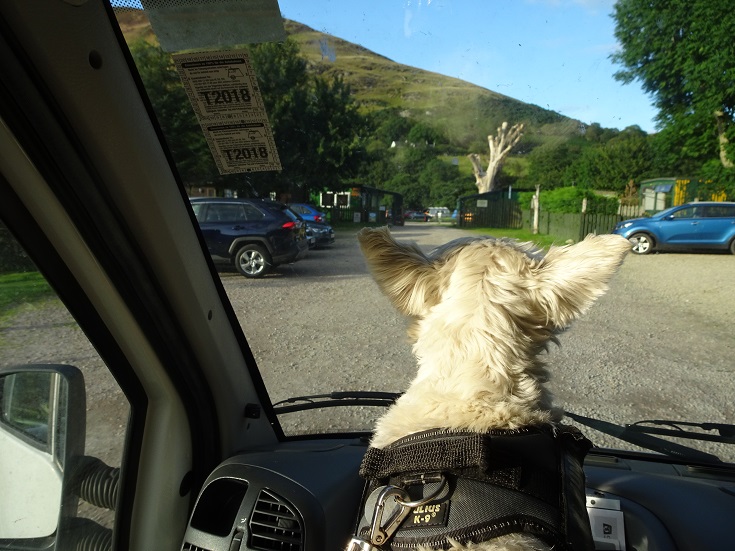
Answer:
[
  {"xmin": 518, "ymin": 187, "xmax": 619, "ymax": 214},
  {"xmin": 567, "ymin": 129, "xmax": 656, "ymax": 191},
  {"xmin": 0, "ymin": 272, "xmax": 54, "ymax": 315},
  {"xmin": 698, "ymin": 160, "xmax": 735, "ymax": 199},
  {"xmin": 519, "ymin": 142, "xmax": 583, "ymax": 190},
  {"xmin": 130, "ymin": 38, "xmax": 367, "ymax": 200},
  {"xmin": 129, "ymin": 40, "xmax": 216, "ymax": 185},
  {"xmin": 244, "ymin": 39, "xmax": 367, "ymax": 199},
  {"xmin": 518, "ymin": 126, "xmax": 659, "ymax": 192},
  {"xmin": 612, "ymin": 0, "xmax": 735, "ymax": 168},
  {"xmin": 366, "ymin": 108, "xmax": 413, "ymax": 147}
]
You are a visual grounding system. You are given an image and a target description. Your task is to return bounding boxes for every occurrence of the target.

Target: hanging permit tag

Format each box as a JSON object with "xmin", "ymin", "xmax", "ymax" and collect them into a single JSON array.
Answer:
[{"xmin": 173, "ymin": 49, "xmax": 282, "ymax": 174}]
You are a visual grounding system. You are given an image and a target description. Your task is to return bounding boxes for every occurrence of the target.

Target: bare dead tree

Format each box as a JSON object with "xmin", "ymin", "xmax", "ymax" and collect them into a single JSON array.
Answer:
[
  {"xmin": 467, "ymin": 122, "xmax": 524, "ymax": 193},
  {"xmin": 714, "ymin": 110, "xmax": 734, "ymax": 169}
]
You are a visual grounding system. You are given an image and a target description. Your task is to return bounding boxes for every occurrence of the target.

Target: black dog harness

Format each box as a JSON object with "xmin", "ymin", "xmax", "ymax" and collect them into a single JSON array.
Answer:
[{"xmin": 347, "ymin": 425, "xmax": 594, "ymax": 550}]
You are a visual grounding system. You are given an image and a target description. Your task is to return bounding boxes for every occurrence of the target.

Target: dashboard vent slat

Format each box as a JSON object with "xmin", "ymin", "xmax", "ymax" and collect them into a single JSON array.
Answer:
[
  {"xmin": 249, "ymin": 489, "xmax": 304, "ymax": 551},
  {"xmin": 181, "ymin": 543, "xmax": 211, "ymax": 551}
]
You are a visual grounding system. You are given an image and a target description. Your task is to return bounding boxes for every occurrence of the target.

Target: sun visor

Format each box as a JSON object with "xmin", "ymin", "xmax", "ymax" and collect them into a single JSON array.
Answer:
[{"xmin": 139, "ymin": 0, "xmax": 285, "ymax": 52}]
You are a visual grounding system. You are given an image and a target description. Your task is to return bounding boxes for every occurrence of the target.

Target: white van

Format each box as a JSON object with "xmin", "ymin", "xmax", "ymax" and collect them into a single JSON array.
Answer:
[{"xmin": 427, "ymin": 207, "xmax": 451, "ymax": 219}]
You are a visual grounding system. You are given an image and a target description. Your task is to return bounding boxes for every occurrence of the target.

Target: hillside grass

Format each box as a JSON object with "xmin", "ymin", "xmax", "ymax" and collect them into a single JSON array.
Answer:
[
  {"xmin": 115, "ymin": 11, "xmax": 584, "ymax": 153},
  {"xmin": 286, "ymin": 19, "xmax": 582, "ymax": 150}
]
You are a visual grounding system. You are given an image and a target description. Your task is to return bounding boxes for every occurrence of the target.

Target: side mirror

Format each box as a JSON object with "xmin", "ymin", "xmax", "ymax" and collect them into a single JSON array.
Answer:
[{"xmin": 0, "ymin": 364, "xmax": 86, "ymax": 548}]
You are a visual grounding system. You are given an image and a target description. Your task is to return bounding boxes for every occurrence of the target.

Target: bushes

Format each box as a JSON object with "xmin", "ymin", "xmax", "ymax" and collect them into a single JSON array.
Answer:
[{"xmin": 518, "ymin": 186, "xmax": 619, "ymax": 214}]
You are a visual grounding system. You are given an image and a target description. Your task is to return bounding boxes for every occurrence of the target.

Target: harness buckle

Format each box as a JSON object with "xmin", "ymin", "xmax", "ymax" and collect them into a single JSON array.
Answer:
[
  {"xmin": 368, "ymin": 485, "xmax": 413, "ymax": 547},
  {"xmin": 369, "ymin": 475, "xmax": 449, "ymax": 548},
  {"xmin": 345, "ymin": 536, "xmax": 381, "ymax": 551}
]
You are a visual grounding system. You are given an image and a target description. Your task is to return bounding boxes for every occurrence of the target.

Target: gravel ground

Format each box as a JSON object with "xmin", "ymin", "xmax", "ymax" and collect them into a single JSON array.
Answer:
[{"xmin": 2, "ymin": 222, "xmax": 734, "ymax": 470}]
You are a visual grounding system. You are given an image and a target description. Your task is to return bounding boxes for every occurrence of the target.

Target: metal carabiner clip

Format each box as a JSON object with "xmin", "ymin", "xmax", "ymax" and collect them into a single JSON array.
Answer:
[{"xmin": 368, "ymin": 485, "xmax": 412, "ymax": 547}]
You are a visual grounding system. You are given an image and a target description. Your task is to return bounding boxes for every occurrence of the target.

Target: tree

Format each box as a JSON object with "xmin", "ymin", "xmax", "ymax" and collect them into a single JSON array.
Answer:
[
  {"xmin": 301, "ymin": 75, "xmax": 365, "ymax": 192},
  {"xmin": 467, "ymin": 122, "xmax": 524, "ymax": 193},
  {"xmin": 131, "ymin": 38, "xmax": 366, "ymax": 199},
  {"xmin": 129, "ymin": 40, "xmax": 216, "ymax": 186},
  {"xmin": 521, "ymin": 141, "xmax": 581, "ymax": 190},
  {"xmin": 567, "ymin": 127, "xmax": 655, "ymax": 191},
  {"xmin": 611, "ymin": 0, "xmax": 735, "ymax": 169},
  {"xmin": 244, "ymin": 39, "xmax": 368, "ymax": 200}
]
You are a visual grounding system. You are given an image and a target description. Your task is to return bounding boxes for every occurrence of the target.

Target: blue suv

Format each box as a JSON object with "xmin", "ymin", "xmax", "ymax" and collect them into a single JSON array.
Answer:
[
  {"xmin": 613, "ymin": 202, "xmax": 735, "ymax": 255},
  {"xmin": 190, "ymin": 198, "xmax": 308, "ymax": 277}
]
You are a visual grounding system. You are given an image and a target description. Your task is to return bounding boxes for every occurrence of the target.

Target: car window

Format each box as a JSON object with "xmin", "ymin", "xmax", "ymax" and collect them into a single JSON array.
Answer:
[
  {"xmin": 242, "ymin": 203, "xmax": 266, "ymax": 221},
  {"xmin": 671, "ymin": 207, "xmax": 698, "ymax": 218},
  {"xmin": 0, "ymin": 223, "xmax": 129, "ymax": 537},
  {"xmin": 703, "ymin": 205, "xmax": 735, "ymax": 218},
  {"xmin": 203, "ymin": 204, "xmax": 246, "ymax": 222},
  {"xmin": 283, "ymin": 208, "xmax": 300, "ymax": 223},
  {"xmin": 190, "ymin": 202, "xmax": 205, "ymax": 222}
]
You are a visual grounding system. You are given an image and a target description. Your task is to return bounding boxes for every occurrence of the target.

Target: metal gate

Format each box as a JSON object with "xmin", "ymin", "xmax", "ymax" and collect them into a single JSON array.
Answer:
[{"xmin": 458, "ymin": 191, "xmax": 522, "ymax": 229}]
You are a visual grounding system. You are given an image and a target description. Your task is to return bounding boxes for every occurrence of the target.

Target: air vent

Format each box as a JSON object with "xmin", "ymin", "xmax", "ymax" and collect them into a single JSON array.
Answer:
[
  {"xmin": 181, "ymin": 543, "xmax": 211, "ymax": 551},
  {"xmin": 249, "ymin": 489, "xmax": 304, "ymax": 551}
]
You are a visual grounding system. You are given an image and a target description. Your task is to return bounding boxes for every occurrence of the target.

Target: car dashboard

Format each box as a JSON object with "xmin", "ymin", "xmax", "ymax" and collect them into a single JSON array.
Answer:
[{"xmin": 180, "ymin": 438, "xmax": 735, "ymax": 551}]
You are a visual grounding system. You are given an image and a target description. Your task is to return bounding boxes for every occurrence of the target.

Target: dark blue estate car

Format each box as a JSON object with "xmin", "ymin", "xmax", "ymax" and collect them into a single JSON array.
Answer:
[
  {"xmin": 612, "ymin": 201, "xmax": 735, "ymax": 255},
  {"xmin": 190, "ymin": 198, "xmax": 308, "ymax": 277}
]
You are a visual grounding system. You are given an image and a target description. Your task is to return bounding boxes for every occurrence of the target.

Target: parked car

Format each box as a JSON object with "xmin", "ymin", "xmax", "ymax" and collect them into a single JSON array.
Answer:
[
  {"xmin": 288, "ymin": 203, "xmax": 327, "ymax": 223},
  {"xmin": 404, "ymin": 210, "xmax": 432, "ymax": 221},
  {"xmin": 612, "ymin": 201, "xmax": 735, "ymax": 255},
  {"xmin": 304, "ymin": 223, "xmax": 317, "ymax": 248},
  {"xmin": 190, "ymin": 198, "xmax": 308, "ymax": 277},
  {"xmin": 427, "ymin": 206, "xmax": 451, "ymax": 219},
  {"xmin": 303, "ymin": 220, "xmax": 335, "ymax": 248}
]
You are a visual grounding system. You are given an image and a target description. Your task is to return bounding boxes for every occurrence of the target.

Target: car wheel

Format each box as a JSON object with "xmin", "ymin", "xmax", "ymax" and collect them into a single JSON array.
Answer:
[
  {"xmin": 234, "ymin": 244, "xmax": 271, "ymax": 278},
  {"xmin": 730, "ymin": 238, "xmax": 735, "ymax": 255},
  {"xmin": 629, "ymin": 232, "xmax": 653, "ymax": 255}
]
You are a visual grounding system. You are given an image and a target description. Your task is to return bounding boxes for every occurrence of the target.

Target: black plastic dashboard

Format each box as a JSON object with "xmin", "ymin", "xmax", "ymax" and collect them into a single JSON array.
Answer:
[{"xmin": 180, "ymin": 438, "xmax": 735, "ymax": 551}]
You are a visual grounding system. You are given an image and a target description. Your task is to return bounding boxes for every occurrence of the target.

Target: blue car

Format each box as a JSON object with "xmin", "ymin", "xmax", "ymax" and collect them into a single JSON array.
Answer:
[
  {"xmin": 612, "ymin": 202, "xmax": 735, "ymax": 255},
  {"xmin": 288, "ymin": 203, "xmax": 327, "ymax": 223}
]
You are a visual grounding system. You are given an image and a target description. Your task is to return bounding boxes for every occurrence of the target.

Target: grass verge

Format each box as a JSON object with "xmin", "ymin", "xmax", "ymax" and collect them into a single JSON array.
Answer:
[{"xmin": 0, "ymin": 272, "xmax": 54, "ymax": 318}]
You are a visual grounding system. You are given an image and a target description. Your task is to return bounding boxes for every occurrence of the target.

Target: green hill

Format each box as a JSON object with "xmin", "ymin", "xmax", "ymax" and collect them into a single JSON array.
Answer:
[
  {"xmin": 283, "ymin": 20, "xmax": 581, "ymax": 150},
  {"xmin": 116, "ymin": 9, "xmax": 582, "ymax": 152}
]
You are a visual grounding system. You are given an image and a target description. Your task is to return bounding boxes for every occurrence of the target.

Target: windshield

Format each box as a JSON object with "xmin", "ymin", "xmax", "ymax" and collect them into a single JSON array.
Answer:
[{"xmin": 106, "ymin": 0, "xmax": 733, "ymax": 465}]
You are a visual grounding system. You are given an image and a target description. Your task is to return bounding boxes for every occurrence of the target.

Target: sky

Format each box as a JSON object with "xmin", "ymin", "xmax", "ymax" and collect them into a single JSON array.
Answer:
[{"xmin": 276, "ymin": 0, "xmax": 658, "ymax": 133}]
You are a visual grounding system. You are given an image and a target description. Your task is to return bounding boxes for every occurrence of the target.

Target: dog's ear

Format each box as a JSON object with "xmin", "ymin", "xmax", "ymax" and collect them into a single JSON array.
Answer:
[
  {"xmin": 535, "ymin": 234, "xmax": 629, "ymax": 328},
  {"xmin": 357, "ymin": 227, "xmax": 437, "ymax": 316}
]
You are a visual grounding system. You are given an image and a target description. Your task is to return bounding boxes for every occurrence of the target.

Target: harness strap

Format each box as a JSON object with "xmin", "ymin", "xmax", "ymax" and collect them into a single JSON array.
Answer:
[{"xmin": 353, "ymin": 425, "xmax": 594, "ymax": 551}]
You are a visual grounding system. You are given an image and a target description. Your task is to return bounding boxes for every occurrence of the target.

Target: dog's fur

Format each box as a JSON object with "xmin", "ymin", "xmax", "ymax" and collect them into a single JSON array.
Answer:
[{"xmin": 357, "ymin": 227, "xmax": 630, "ymax": 551}]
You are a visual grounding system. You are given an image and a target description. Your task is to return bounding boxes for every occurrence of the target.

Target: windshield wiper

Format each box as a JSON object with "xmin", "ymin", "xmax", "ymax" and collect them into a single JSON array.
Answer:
[
  {"xmin": 272, "ymin": 391, "xmax": 400, "ymax": 414},
  {"xmin": 565, "ymin": 411, "xmax": 730, "ymax": 464},
  {"xmin": 627, "ymin": 419, "xmax": 735, "ymax": 442}
]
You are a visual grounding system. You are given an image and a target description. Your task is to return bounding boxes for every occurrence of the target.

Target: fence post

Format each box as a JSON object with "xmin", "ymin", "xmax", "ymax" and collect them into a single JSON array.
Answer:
[
  {"xmin": 532, "ymin": 185, "xmax": 540, "ymax": 235},
  {"xmin": 579, "ymin": 197, "xmax": 587, "ymax": 241}
]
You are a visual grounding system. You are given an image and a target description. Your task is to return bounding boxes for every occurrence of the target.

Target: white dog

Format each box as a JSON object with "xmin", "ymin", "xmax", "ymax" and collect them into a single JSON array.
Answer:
[{"xmin": 348, "ymin": 227, "xmax": 629, "ymax": 551}]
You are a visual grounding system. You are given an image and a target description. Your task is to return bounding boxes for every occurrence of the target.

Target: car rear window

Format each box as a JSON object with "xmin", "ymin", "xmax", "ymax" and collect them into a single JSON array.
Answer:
[
  {"xmin": 202, "ymin": 204, "xmax": 245, "ymax": 222},
  {"xmin": 703, "ymin": 205, "xmax": 735, "ymax": 217},
  {"xmin": 283, "ymin": 208, "xmax": 300, "ymax": 222}
]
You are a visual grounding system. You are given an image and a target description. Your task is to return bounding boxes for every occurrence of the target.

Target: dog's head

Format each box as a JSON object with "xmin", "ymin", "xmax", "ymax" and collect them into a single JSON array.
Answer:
[{"xmin": 358, "ymin": 227, "xmax": 629, "ymax": 364}]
